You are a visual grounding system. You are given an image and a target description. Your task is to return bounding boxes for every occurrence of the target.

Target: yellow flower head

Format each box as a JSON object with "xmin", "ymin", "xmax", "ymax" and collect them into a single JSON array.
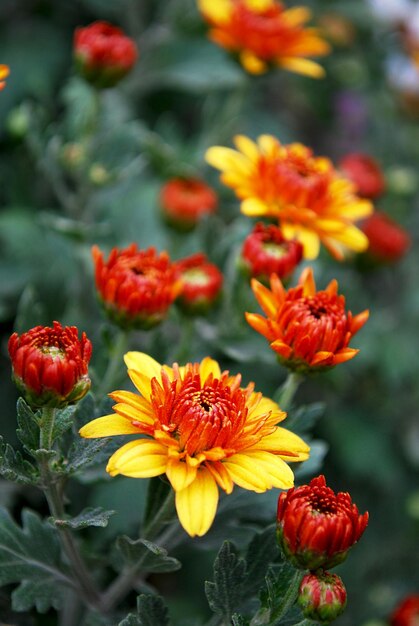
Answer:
[
  {"xmin": 80, "ymin": 352, "xmax": 309, "ymax": 537},
  {"xmin": 198, "ymin": 0, "xmax": 330, "ymax": 77},
  {"xmin": 206, "ymin": 135, "xmax": 374, "ymax": 260}
]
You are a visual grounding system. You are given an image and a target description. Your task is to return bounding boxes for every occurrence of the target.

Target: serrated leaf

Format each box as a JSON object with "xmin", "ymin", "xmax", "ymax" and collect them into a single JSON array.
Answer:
[
  {"xmin": 67, "ymin": 436, "xmax": 111, "ymax": 474},
  {"xmin": 205, "ymin": 541, "xmax": 247, "ymax": 621},
  {"xmin": 116, "ymin": 536, "xmax": 181, "ymax": 573},
  {"xmin": 243, "ymin": 525, "xmax": 279, "ymax": 597},
  {"xmin": 52, "ymin": 405, "xmax": 78, "ymax": 442},
  {"xmin": 136, "ymin": 594, "xmax": 170, "ymax": 626},
  {"xmin": 0, "ymin": 438, "xmax": 38, "ymax": 485},
  {"xmin": 259, "ymin": 562, "xmax": 302, "ymax": 625},
  {"xmin": 52, "ymin": 507, "xmax": 115, "ymax": 530},
  {"xmin": 232, "ymin": 614, "xmax": 250, "ymax": 626},
  {"xmin": 0, "ymin": 507, "xmax": 70, "ymax": 612},
  {"xmin": 16, "ymin": 398, "xmax": 40, "ymax": 452},
  {"xmin": 118, "ymin": 615, "xmax": 141, "ymax": 626}
]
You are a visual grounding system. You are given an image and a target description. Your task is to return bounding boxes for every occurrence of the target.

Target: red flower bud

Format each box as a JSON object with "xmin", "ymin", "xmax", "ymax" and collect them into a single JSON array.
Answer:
[
  {"xmin": 361, "ymin": 211, "xmax": 411, "ymax": 263},
  {"xmin": 277, "ymin": 475, "xmax": 368, "ymax": 570},
  {"xmin": 298, "ymin": 571, "xmax": 347, "ymax": 623},
  {"xmin": 8, "ymin": 321, "xmax": 92, "ymax": 408},
  {"xmin": 175, "ymin": 253, "xmax": 223, "ymax": 314},
  {"xmin": 92, "ymin": 244, "xmax": 181, "ymax": 330},
  {"xmin": 160, "ymin": 178, "xmax": 217, "ymax": 230},
  {"xmin": 74, "ymin": 21, "xmax": 138, "ymax": 88},
  {"xmin": 241, "ymin": 222, "xmax": 303, "ymax": 283},
  {"xmin": 339, "ymin": 152, "xmax": 385, "ymax": 199},
  {"xmin": 390, "ymin": 595, "xmax": 419, "ymax": 626}
]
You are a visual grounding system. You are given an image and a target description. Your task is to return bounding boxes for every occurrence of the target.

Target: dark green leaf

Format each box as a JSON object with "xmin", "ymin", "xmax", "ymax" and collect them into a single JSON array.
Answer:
[
  {"xmin": 285, "ymin": 403, "xmax": 326, "ymax": 436},
  {"xmin": 0, "ymin": 507, "xmax": 70, "ymax": 611},
  {"xmin": 118, "ymin": 615, "xmax": 141, "ymax": 626},
  {"xmin": 136, "ymin": 594, "xmax": 170, "ymax": 626},
  {"xmin": 243, "ymin": 525, "xmax": 279, "ymax": 597},
  {"xmin": 232, "ymin": 614, "xmax": 249, "ymax": 626},
  {"xmin": 67, "ymin": 437, "xmax": 111, "ymax": 474},
  {"xmin": 0, "ymin": 438, "xmax": 38, "ymax": 485},
  {"xmin": 62, "ymin": 77, "xmax": 99, "ymax": 138},
  {"xmin": 16, "ymin": 398, "xmax": 40, "ymax": 452},
  {"xmin": 116, "ymin": 536, "xmax": 181, "ymax": 573},
  {"xmin": 259, "ymin": 563, "xmax": 302, "ymax": 625},
  {"xmin": 52, "ymin": 405, "xmax": 78, "ymax": 442},
  {"xmin": 205, "ymin": 541, "xmax": 247, "ymax": 621},
  {"xmin": 52, "ymin": 507, "xmax": 115, "ymax": 531},
  {"xmin": 143, "ymin": 477, "xmax": 171, "ymax": 528}
]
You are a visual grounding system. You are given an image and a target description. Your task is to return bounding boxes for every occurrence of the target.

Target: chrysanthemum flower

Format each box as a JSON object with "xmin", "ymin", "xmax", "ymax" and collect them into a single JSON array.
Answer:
[
  {"xmin": 175, "ymin": 253, "xmax": 223, "ymax": 314},
  {"xmin": 277, "ymin": 474, "xmax": 369, "ymax": 570},
  {"xmin": 360, "ymin": 211, "xmax": 411, "ymax": 263},
  {"xmin": 8, "ymin": 321, "xmax": 92, "ymax": 408},
  {"xmin": 246, "ymin": 267, "xmax": 369, "ymax": 372},
  {"xmin": 74, "ymin": 21, "xmax": 138, "ymax": 88},
  {"xmin": 298, "ymin": 572, "xmax": 347, "ymax": 622},
  {"xmin": 160, "ymin": 178, "xmax": 218, "ymax": 231},
  {"xmin": 390, "ymin": 595, "xmax": 419, "ymax": 626},
  {"xmin": 241, "ymin": 222, "xmax": 303, "ymax": 283},
  {"xmin": 206, "ymin": 135, "xmax": 373, "ymax": 260},
  {"xmin": 0, "ymin": 65, "xmax": 10, "ymax": 91},
  {"xmin": 198, "ymin": 0, "xmax": 330, "ymax": 77},
  {"xmin": 339, "ymin": 152, "xmax": 386, "ymax": 199},
  {"xmin": 79, "ymin": 352, "xmax": 309, "ymax": 537},
  {"xmin": 92, "ymin": 244, "xmax": 181, "ymax": 330}
]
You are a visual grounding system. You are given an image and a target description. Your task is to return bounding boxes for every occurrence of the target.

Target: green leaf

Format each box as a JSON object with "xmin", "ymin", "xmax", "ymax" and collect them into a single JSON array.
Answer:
[
  {"xmin": 16, "ymin": 398, "xmax": 40, "ymax": 452},
  {"xmin": 143, "ymin": 476, "xmax": 172, "ymax": 528},
  {"xmin": 116, "ymin": 536, "xmax": 181, "ymax": 573},
  {"xmin": 285, "ymin": 403, "xmax": 326, "ymax": 436},
  {"xmin": 0, "ymin": 438, "xmax": 38, "ymax": 485},
  {"xmin": 118, "ymin": 616, "xmax": 141, "ymax": 626},
  {"xmin": 0, "ymin": 507, "xmax": 70, "ymax": 612},
  {"xmin": 243, "ymin": 525, "xmax": 279, "ymax": 597},
  {"xmin": 205, "ymin": 541, "xmax": 247, "ymax": 621},
  {"xmin": 62, "ymin": 77, "xmax": 99, "ymax": 138},
  {"xmin": 259, "ymin": 563, "xmax": 303, "ymax": 625},
  {"xmin": 52, "ymin": 507, "xmax": 115, "ymax": 531},
  {"xmin": 52, "ymin": 405, "xmax": 78, "ymax": 442},
  {"xmin": 67, "ymin": 437, "xmax": 111, "ymax": 474},
  {"xmin": 118, "ymin": 594, "xmax": 170, "ymax": 626},
  {"xmin": 232, "ymin": 615, "xmax": 250, "ymax": 626}
]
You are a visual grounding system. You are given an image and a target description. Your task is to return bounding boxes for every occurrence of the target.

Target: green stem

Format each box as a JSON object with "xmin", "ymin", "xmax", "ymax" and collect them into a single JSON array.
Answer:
[
  {"xmin": 276, "ymin": 372, "xmax": 303, "ymax": 411},
  {"xmin": 39, "ymin": 407, "xmax": 57, "ymax": 450},
  {"xmin": 97, "ymin": 329, "xmax": 129, "ymax": 398},
  {"xmin": 100, "ymin": 489, "xmax": 176, "ymax": 612}
]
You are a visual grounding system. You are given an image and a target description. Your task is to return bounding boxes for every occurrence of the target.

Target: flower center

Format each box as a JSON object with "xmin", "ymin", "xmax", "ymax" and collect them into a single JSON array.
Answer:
[
  {"xmin": 39, "ymin": 345, "xmax": 65, "ymax": 358},
  {"xmin": 182, "ymin": 268, "xmax": 211, "ymax": 287},
  {"xmin": 309, "ymin": 490, "xmax": 338, "ymax": 515},
  {"xmin": 262, "ymin": 242, "xmax": 288, "ymax": 259}
]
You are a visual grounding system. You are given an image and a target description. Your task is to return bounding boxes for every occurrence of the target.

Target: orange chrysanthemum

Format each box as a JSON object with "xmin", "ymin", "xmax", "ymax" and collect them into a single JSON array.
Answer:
[
  {"xmin": 246, "ymin": 268, "xmax": 369, "ymax": 372},
  {"xmin": 198, "ymin": 0, "xmax": 330, "ymax": 77},
  {"xmin": 0, "ymin": 65, "xmax": 10, "ymax": 91},
  {"xmin": 206, "ymin": 135, "xmax": 374, "ymax": 260},
  {"xmin": 80, "ymin": 352, "xmax": 309, "ymax": 536}
]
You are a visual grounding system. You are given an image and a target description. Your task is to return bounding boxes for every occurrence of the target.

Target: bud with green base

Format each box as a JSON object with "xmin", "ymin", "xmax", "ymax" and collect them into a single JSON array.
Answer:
[{"xmin": 298, "ymin": 571, "xmax": 347, "ymax": 623}]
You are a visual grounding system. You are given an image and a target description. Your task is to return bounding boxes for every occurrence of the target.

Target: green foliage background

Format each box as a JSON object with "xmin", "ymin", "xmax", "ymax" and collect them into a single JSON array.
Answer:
[{"xmin": 0, "ymin": 0, "xmax": 419, "ymax": 624}]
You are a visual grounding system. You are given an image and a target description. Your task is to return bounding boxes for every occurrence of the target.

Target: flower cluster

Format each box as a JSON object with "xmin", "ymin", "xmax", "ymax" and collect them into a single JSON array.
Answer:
[
  {"xmin": 8, "ymin": 321, "xmax": 92, "ymax": 408},
  {"xmin": 246, "ymin": 267, "xmax": 369, "ymax": 372},
  {"xmin": 80, "ymin": 351, "xmax": 309, "ymax": 537},
  {"xmin": 198, "ymin": 0, "xmax": 330, "ymax": 77},
  {"xmin": 206, "ymin": 134, "xmax": 373, "ymax": 260}
]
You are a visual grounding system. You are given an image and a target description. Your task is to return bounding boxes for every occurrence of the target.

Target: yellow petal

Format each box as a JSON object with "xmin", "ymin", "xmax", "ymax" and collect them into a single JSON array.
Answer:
[
  {"xmin": 127, "ymin": 369, "xmax": 154, "ymax": 402},
  {"xmin": 282, "ymin": 225, "xmax": 320, "ymax": 260},
  {"xmin": 106, "ymin": 439, "xmax": 168, "ymax": 478},
  {"xmin": 282, "ymin": 6, "xmax": 311, "ymax": 27},
  {"xmin": 124, "ymin": 351, "xmax": 162, "ymax": 379},
  {"xmin": 248, "ymin": 427, "xmax": 310, "ymax": 461},
  {"xmin": 199, "ymin": 357, "xmax": 222, "ymax": 384},
  {"xmin": 278, "ymin": 57, "xmax": 326, "ymax": 79},
  {"xmin": 175, "ymin": 468, "xmax": 219, "ymax": 537},
  {"xmin": 205, "ymin": 146, "xmax": 251, "ymax": 176},
  {"xmin": 110, "ymin": 390, "xmax": 155, "ymax": 423},
  {"xmin": 331, "ymin": 224, "xmax": 370, "ymax": 252},
  {"xmin": 223, "ymin": 454, "xmax": 271, "ymax": 492},
  {"xmin": 166, "ymin": 458, "xmax": 198, "ymax": 491},
  {"xmin": 79, "ymin": 414, "xmax": 142, "ymax": 438},
  {"xmin": 233, "ymin": 134, "xmax": 260, "ymax": 162},
  {"xmin": 243, "ymin": 451, "xmax": 295, "ymax": 488},
  {"xmin": 112, "ymin": 402, "xmax": 155, "ymax": 426},
  {"xmin": 258, "ymin": 134, "xmax": 280, "ymax": 155},
  {"xmin": 241, "ymin": 197, "xmax": 272, "ymax": 217},
  {"xmin": 239, "ymin": 50, "xmax": 267, "ymax": 74},
  {"xmin": 198, "ymin": 0, "xmax": 232, "ymax": 22}
]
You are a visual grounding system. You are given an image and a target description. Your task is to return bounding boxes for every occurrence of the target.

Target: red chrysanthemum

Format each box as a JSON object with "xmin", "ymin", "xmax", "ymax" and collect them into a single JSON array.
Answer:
[
  {"xmin": 276, "ymin": 474, "xmax": 369, "ymax": 570},
  {"xmin": 74, "ymin": 21, "xmax": 138, "ymax": 88},
  {"xmin": 339, "ymin": 152, "xmax": 386, "ymax": 199},
  {"xmin": 361, "ymin": 211, "xmax": 411, "ymax": 263},
  {"xmin": 298, "ymin": 571, "xmax": 347, "ymax": 622},
  {"xmin": 160, "ymin": 178, "xmax": 218, "ymax": 230},
  {"xmin": 391, "ymin": 595, "xmax": 419, "ymax": 626},
  {"xmin": 175, "ymin": 253, "xmax": 223, "ymax": 314},
  {"xmin": 8, "ymin": 321, "xmax": 92, "ymax": 408},
  {"xmin": 246, "ymin": 267, "xmax": 369, "ymax": 372},
  {"xmin": 241, "ymin": 222, "xmax": 303, "ymax": 283},
  {"xmin": 92, "ymin": 244, "xmax": 181, "ymax": 329}
]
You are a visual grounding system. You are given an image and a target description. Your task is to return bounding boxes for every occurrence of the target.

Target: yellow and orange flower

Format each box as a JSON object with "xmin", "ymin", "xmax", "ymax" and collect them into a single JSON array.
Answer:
[
  {"xmin": 246, "ymin": 268, "xmax": 369, "ymax": 371},
  {"xmin": 206, "ymin": 135, "xmax": 373, "ymax": 260},
  {"xmin": 0, "ymin": 65, "xmax": 10, "ymax": 91},
  {"xmin": 79, "ymin": 352, "xmax": 309, "ymax": 537},
  {"xmin": 198, "ymin": 0, "xmax": 330, "ymax": 77}
]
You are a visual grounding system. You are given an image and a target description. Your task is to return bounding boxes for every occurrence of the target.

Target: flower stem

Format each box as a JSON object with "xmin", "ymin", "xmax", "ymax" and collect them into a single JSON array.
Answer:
[
  {"xmin": 276, "ymin": 372, "xmax": 303, "ymax": 411},
  {"xmin": 96, "ymin": 329, "xmax": 129, "ymax": 398},
  {"xmin": 39, "ymin": 406, "xmax": 57, "ymax": 450}
]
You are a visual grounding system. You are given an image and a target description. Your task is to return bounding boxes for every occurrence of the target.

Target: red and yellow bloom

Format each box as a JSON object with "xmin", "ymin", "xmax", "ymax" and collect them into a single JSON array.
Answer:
[
  {"xmin": 246, "ymin": 268, "xmax": 369, "ymax": 372},
  {"xmin": 0, "ymin": 65, "xmax": 10, "ymax": 91},
  {"xmin": 175, "ymin": 253, "xmax": 223, "ymax": 314},
  {"xmin": 198, "ymin": 0, "xmax": 330, "ymax": 77},
  {"xmin": 206, "ymin": 135, "xmax": 373, "ymax": 260},
  {"xmin": 277, "ymin": 475, "xmax": 369, "ymax": 570},
  {"xmin": 79, "ymin": 352, "xmax": 309, "ymax": 537},
  {"xmin": 8, "ymin": 321, "xmax": 92, "ymax": 408},
  {"xmin": 92, "ymin": 244, "xmax": 181, "ymax": 329}
]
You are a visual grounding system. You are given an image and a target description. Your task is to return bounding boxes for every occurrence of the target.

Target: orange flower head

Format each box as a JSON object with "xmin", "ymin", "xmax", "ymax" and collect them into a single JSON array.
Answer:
[
  {"xmin": 92, "ymin": 244, "xmax": 181, "ymax": 330},
  {"xmin": 246, "ymin": 267, "xmax": 369, "ymax": 372},
  {"xmin": 160, "ymin": 178, "xmax": 218, "ymax": 231},
  {"xmin": 206, "ymin": 135, "xmax": 374, "ymax": 260},
  {"xmin": 175, "ymin": 253, "xmax": 223, "ymax": 314},
  {"xmin": 198, "ymin": 0, "xmax": 330, "ymax": 77},
  {"xmin": 79, "ymin": 352, "xmax": 310, "ymax": 536},
  {"xmin": 0, "ymin": 65, "xmax": 10, "ymax": 91}
]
